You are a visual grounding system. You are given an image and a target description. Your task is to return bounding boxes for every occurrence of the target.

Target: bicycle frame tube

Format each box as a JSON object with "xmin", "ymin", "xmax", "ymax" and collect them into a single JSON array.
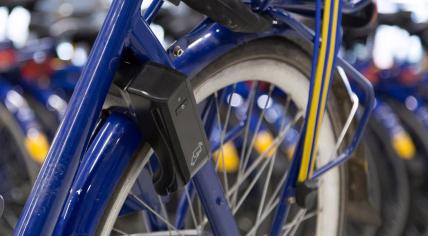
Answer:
[
  {"xmin": 263, "ymin": 0, "xmax": 371, "ymax": 13},
  {"xmin": 53, "ymin": 112, "xmax": 143, "ymax": 235},
  {"xmin": 15, "ymin": 1, "xmax": 374, "ymax": 236},
  {"xmin": 15, "ymin": 1, "xmax": 237, "ymax": 235},
  {"xmin": 15, "ymin": 1, "xmax": 149, "ymax": 235}
]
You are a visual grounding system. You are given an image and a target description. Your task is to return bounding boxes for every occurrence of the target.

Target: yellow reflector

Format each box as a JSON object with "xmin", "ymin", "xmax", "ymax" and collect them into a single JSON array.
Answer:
[
  {"xmin": 25, "ymin": 133, "xmax": 49, "ymax": 163},
  {"xmin": 254, "ymin": 131, "xmax": 275, "ymax": 158},
  {"xmin": 213, "ymin": 142, "xmax": 240, "ymax": 173},
  {"xmin": 392, "ymin": 132, "xmax": 415, "ymax": 160}
]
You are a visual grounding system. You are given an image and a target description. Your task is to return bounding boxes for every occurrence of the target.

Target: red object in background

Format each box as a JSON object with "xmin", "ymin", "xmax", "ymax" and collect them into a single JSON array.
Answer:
[
  {"xmin": 0, "ymin": 49, "xmax": 16, "ymax": 71},
  {"xmin": 399, "ymin": 69, "xmax": 421, "ymax": 86},
  {"xmin": 245, "ymin": 81, "xmax": 270, "ymax": 91},
  {"xmin": 21, "ymin": 57, "xmax": 62, "ymax": 81},
  {"xmin": 362, "ymin": 64, "xmax": 380, "ymax": 84}
]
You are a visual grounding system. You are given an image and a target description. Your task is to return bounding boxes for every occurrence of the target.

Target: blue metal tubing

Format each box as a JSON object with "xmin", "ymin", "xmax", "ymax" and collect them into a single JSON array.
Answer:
[
  {"xmin": 171, "ymin": 21, "xmax": 292, "ymax": 76},
  {"xmin": 263, "ymin": 0, "xmax": 371, "ymax": 14},
  {"xmin": 269, "ymin": 5, "xmax": 372, "ymax": 234},
  {"xmin": 193, "ymin": 161, "xmax": 240, "ymax": 236},
  {"xmin": 269, "ymin": 1, "xmax": 323, "ymax": 232},
  {"xmin": 310, "ymin": 0, "xmax": 344, "ymax": 178},
  {"xmin": 269, "ymin": 140, "xmax": 300, "ymax": 236},
  {"xmin": 175, "ymin": 163, "xmax": 243, "ymax": 234},
  {"xmin": 14, "ymin": 1, "xmax": 145, "ymax": 235},
  {"xmin": 143, "ymin": 0, "xmax": 164, "ymax": 24},
  {"xmin": 304, "ymin": 0, "xmax": 328, "ymax": 180},
  {"xmin": 14, "ymin": 1, "xmax": 374, "ymax": 235},
  {"xmin": 53, "ymin": 113, "xmax": 142, "ymax": 235},
  {"xmin": 16, "ymin": 1, "xmax": 238, "ymax": 235},
  {"xmin": 174, "ymin": 120, "xmax": 244, "ymax": 229},
  {"xmin": 126, "ymin": 15, "xmax": 173, "ymax": 66},
  {"xmin": 269, "ymin": 9, "xmax": 374, "ymax": 180},
  {"xmin": 311, "ymin": 57, "xmax": 374, "ymax": 179}
]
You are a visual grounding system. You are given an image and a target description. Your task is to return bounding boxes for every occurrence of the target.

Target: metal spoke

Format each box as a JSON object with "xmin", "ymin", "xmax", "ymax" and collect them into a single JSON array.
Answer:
[
  {"xmin": 235, "ymin": 84, "xmax": 275, "ymax": 204},
  {"xmin": 185, "ymin": 187, "xmax": 200, "ymax": 234},
  {"xmin": 214, "ymin": 83, "xmax": 238, "ymax": 203},
  {"xmin": 283, "ymin": 210, "xmax": 318, "ymax": 234},
  {"xmin": 262, "ymin": 115, "xmax": 303, "ymax": 215},
  {"xmin": 263, "ymin": 171, "xmax": 287, "ymax": 216},
  {"xmin": 226, "ymin": 112, "xmax": 304, "ymax": 200},
  {"xmin": 195, "ymin": 191, "xmax": 204, "ymax": 233},
  {"xmin": 233, "ymin": 157, "xmax": 271, "ymax": 214},
  {"xmin": 232, "ymin": 100, "xmax": 294, "ymax": 216},
  {"xmin": 232, "ymin": 81, "xmax": 258, "ymax": 206},
  {"xmin": 282, "ymin": 209, "xmax": 306, "ymax": 236},
  {"xmin": 116, "ymin": 74, "xmax": 322, "ymax": 236},
  {"xmin": 246, "ymin": 198, "xmax": 280, "ymax": 236},
  {"xmin": 129, "ymin": 192, "xmax": 183, "ymax": 236},
  {"xmin": 112, "ymin": 227, "xmax": 127, "ymax": 235},
  {"xmin": 244, "ymin": 113, "xmax": 304, "ymax": 235},
  {"xmin": 256, "ymin": 96, "xmax": 291, "ymax": 225},
  {"xmin": 213, "ymin": 91, "xmax": 230, "ymax": 200},
  {"xmin": 202, "ymin": 96, "xmax": 214, "ymax": 124},
  {"xmin": 157, "ymin": 195, "xmax": 173, "ymax": 232}
]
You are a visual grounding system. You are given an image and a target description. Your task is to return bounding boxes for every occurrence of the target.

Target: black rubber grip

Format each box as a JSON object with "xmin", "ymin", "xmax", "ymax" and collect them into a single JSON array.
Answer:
[
  {"xmin": 181, "ymin": 0, "xmax": 271, "ymax": 33},
  {"xmin": 342, "ymin": 2, "xmax": 376, "ymax": 28},
  {"xmin": 377, "ymin": 11, "xmax": 413, "ymax": 28}
]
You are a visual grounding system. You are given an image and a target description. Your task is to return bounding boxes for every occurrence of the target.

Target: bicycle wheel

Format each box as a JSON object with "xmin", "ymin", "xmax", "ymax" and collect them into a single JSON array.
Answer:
[
  {"xmin": 0, "ymin": 103, "xmax": 36, "ymax": 235},
  {"xmin": 366, "ymin": 117, "xmax": 410, "ymax": 236},
  {"xmin": 345, "ymin": 130, "xmax": 382, "ymax": 236},
  {"xmin": 96, "ymin": 38, "xmax": 350, "ymax": 235},
  {"xmin": 386, "ymin": 100, "xmax": 428, "ymax": 234}
]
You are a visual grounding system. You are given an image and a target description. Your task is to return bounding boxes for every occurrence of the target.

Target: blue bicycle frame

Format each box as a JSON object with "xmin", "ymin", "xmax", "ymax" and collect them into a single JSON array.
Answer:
[{"xmin": 14, "ymin": 0, "xmax": 373, "ymax": 235}]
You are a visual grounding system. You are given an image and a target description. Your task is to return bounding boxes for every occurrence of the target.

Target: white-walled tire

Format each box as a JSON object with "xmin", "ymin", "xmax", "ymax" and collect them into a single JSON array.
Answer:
[{"xmin": 97, "ymin": 38, "xmax": 347, "ymax": 236}]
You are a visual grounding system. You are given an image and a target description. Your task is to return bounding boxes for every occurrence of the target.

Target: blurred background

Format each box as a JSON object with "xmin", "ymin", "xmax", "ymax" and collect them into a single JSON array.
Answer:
[{"xmin": 3, "ymin": 0, "xmax": 428, "ymax": 235}]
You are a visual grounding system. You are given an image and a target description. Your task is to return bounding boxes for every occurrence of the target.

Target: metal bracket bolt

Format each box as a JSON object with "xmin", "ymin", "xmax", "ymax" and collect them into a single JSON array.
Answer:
[{"xmin": 173, "ymin": 46, "xmax": 184, "ymax": 57}]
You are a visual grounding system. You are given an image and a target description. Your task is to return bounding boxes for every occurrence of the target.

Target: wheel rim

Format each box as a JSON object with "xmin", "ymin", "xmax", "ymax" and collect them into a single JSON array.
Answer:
[{"xmin": 100, "ymin": 59, "xmax": 341, "ymax": 236}]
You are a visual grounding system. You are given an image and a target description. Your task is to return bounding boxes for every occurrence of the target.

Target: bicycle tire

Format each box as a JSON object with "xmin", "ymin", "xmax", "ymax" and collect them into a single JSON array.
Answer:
[
  {"xmin": 345, "ymin": 130, "xmax": 382, "ymax": 236},
  {"xmin": 386, "ymin": 99, "xmax": 428, "ymax": 235},
  {"xmin": 96, "ymin": 37, "xmax": 353, "ymax": 236},
  {"xmin": 365, "ymin": 117, "xmax": 410, "ymax": 236},
  {"xmin": 0, "ymin": 103, "xmax": 37, "ymax": 235}
]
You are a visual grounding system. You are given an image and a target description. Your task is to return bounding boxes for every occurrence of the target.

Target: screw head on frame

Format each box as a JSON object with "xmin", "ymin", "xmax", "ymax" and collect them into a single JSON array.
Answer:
[{"xmin": 173, "ymin": 46, "xmax": 184, "ymax": 57}]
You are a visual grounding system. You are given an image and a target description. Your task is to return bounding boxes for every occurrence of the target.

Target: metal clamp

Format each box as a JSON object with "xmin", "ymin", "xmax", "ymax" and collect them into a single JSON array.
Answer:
[{"xmin": 107, "ymin": 60, "xmax": 210, "ymax": 195}]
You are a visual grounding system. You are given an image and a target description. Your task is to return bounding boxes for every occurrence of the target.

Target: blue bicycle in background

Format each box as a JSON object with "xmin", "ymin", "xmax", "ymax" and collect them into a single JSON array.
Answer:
[
  {"xmin": 0, "ymin": 37, "xmax": 83, "ymax": 234},
  {"xmin": 7, "ymin": 0, "xmax": 375, "ymax": 235},
  {"xmin": 343, "ymin": 9, "xmax": 428, "ymax": 235}
]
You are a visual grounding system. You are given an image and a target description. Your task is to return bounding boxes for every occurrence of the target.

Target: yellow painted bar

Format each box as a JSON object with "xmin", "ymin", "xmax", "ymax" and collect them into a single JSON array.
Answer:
[
  {"xmin": 308, "ymin": 0, "xmax": 341, "ymax": 178},
  {"xmin": 297, "ymin": 0, "xmax": 339, "ymax": 182}
]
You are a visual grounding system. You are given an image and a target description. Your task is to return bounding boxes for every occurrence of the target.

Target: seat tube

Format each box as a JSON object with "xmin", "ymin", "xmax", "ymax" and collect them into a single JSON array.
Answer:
[{"xmin": 14, "ymin": 1, "xmax": 143, "ymax": 235}]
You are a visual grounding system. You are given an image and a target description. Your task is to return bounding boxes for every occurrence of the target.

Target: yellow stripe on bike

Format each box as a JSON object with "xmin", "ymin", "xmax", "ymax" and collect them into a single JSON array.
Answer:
[
  {"xmin": 298, "ymin": 0, "xmax": 339, "ymax": 182},
  {"xmin": 309, "ymin": 0, "xmax": 341, "ymax": 178}
]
